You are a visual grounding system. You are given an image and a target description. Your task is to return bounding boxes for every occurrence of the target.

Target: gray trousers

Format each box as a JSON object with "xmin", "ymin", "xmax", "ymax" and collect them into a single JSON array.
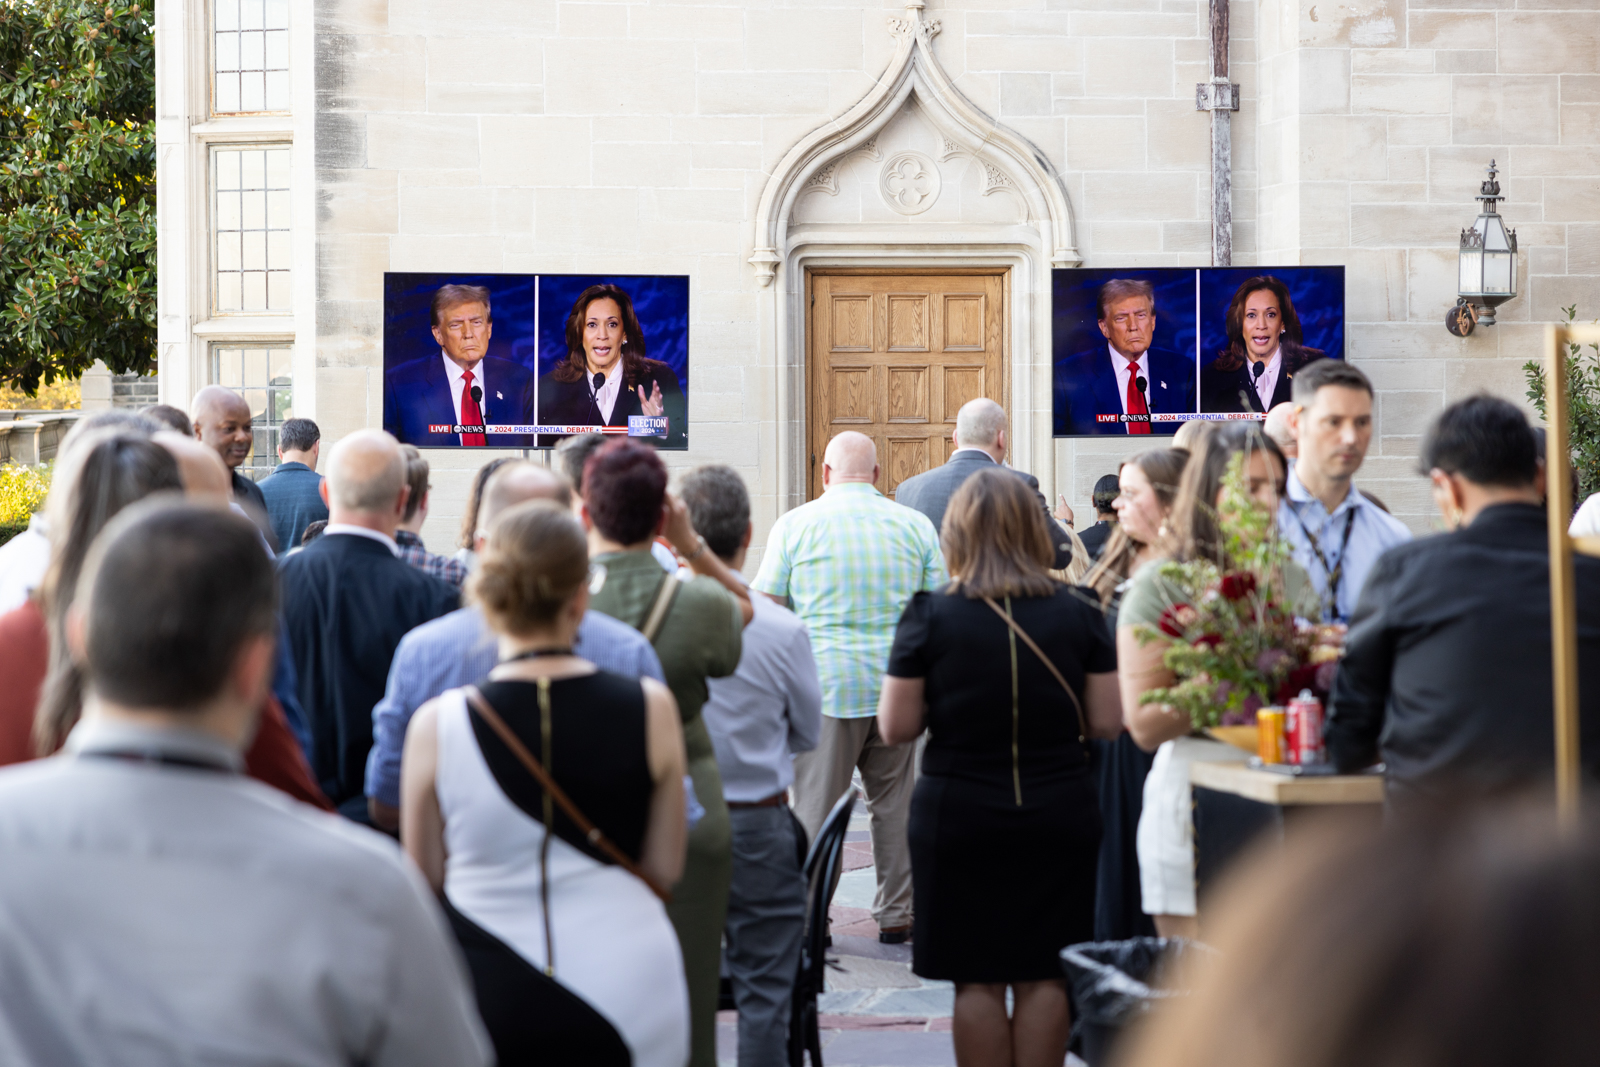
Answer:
[
  {"xmin": 725, "ymin": 806, "xmax": 807, "ymax": 1067},
  {"xmin": 791, "ymin": 715, "xmax": 916, "ymax": 928}
]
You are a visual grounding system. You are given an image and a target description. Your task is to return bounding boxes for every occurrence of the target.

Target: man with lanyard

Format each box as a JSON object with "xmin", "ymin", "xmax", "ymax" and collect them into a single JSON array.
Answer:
[{"xmin": 1278, "ymin": 359, "xmax": 1411, "ymax": 624}]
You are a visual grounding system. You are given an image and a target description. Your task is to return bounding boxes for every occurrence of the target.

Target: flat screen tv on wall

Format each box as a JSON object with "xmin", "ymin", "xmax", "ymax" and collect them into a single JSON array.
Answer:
[
  {"xmin": 383, "ymin": 272, "xmax": 691, "ymax": 450},
  {"xmin": 1051, "ymin": 266, "xmax": 1345, "ymax": 437}
]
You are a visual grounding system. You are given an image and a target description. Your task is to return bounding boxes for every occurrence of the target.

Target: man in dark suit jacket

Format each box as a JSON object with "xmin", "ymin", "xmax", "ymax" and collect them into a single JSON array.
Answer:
[
  {"xmin": 1053, "ymin": 278, "xmax": 1196, "ymax": 436},
  {"xmin": 894, "ymin": 398, "xmax": 1074, "ymax": 569},
  {"xmin": 1326, "ymin": 396, "xmax": 1600, "ymax": 808},
  {"xmin": 258, "ymin": 417, "xmax": 328, "ymax": 552},
  {"xmin": 191, "ymin": 384, "xmax": 276, "ymax": 550},
  {"xmin": 383, "ymin": 283, "xmax": 538, "ymax": 448},
  {"xmin": 278, "ymin": 429, "xmax": 459, "ymax": 823}
]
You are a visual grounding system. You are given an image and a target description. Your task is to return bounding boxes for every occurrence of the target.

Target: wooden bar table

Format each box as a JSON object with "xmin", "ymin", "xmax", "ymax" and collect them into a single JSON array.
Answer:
[{"xmin": 1189, "ymin": 760, "xmax": 1385, "ymax": 903}]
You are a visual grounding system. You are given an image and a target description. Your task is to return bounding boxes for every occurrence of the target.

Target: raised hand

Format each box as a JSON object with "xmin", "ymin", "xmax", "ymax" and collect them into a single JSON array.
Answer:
[{"xmin": 638, "ymin": 379, "xmax": 665, "ymax": 417}]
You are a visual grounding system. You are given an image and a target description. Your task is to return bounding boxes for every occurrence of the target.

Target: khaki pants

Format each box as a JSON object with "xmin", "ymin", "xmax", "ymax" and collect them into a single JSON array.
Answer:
[{"xmin": 792, "ymin": 715, "xmax": 916, "ymax": 929}]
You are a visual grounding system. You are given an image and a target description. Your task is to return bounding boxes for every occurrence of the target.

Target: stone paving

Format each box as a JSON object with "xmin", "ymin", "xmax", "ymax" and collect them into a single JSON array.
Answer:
[{"xmin": 717, "ymin": 807, "xmax": 957, "ymax": 1066}]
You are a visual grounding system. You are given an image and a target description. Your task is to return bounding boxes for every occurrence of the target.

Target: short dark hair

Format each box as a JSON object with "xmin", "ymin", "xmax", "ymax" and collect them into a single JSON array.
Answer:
[
  {"xmin": 399, "ymin": 443, "xmax": 429, "ymax": 522},
  {"xmin": 555, "ymin": 433, "xmax": 607, "ymax": 495},
  {"xmin": 79, "ymin": 501, "xmax": 278, "ymax": 712},
  {"xmin": 1420, "ymin": 394, "xmax": 1537, "ymax": 488},
  {"xmin": 139, "ymin": 404, "xmax": 194, "ymax": 436},
  {"xmin": 300, "ymin": 519, "xmax": 327, "ymax": 546},
  {"xmin": 584, "ymin": 441, "xmax": 667, "ymax": 546},
  {"xmin": 1092, "ymin": 474, "xmax": 1121, "ymax": 512},
  {"xmin": 1096, "ymin": 278, "xmax": 1156, "ymax": 321},
  {"xmin": 1292, "ymin": 358, "xmax": 1373, "ymax": 405},
  {"xmin": 431, "ymin": 283, "xmax": 492, "ymax": 328},
  {"xmin": 680, "ymin": 465, "xmax": 750, "ymax": 562},
  {"xmin": 279, "ymin": 417, "xmax": 320, "ymax": 453}
]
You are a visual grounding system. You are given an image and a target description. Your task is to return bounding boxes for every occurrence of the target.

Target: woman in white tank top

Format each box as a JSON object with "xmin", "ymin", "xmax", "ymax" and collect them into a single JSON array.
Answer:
[{"xmin": 402, "ymin": 503, "xmax": 689, "ymax": 1067}]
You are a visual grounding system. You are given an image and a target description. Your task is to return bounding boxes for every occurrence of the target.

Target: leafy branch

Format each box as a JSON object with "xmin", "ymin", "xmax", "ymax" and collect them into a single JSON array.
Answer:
[
  {"xmin": 0, "ymin": 0, "xmax": 153, "ymax": 394},
  {"xmin": 1524, "ymin": 305, "xmax": 1600, "ymax": 501}
]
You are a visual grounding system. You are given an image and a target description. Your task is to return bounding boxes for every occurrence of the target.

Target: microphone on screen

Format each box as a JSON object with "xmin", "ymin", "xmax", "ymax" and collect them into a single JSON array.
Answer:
[
  {"xmin": 593, "ymin": 372, "xmax": 606, "ymax": 392},
  {"xmin": 1252, "ymin": 361, "xmax": 1266, "ymax": 382},
  {"xmin": 1135, "ymin": 375, "xmax": 1147, "ymax": 395},
  {"xmin": 470, "ymin": 385, "xmax": 482, "ymax": 405}
]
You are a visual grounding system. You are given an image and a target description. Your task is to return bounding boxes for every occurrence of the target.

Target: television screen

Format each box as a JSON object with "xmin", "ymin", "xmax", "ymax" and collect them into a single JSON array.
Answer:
[
  {"xmin": 383, "ymin": 272, "xmax": 691, "ymax": 450},
  {"xmin": 1051, "ymin": 266, "xmax": 1345, "ymax": 437}
]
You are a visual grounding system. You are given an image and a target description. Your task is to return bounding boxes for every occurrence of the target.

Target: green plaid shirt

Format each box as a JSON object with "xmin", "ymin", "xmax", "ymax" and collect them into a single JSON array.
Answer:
[{"xmin": 753, "ymin": 483, "xmax": 945, "ymax": 719}]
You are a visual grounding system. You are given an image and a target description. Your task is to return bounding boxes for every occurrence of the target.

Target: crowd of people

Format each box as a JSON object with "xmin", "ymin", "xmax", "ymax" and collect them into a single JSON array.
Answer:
[{"xmin": 0, "ymin": 368, "xmax": 1595, "ymax": 1067}]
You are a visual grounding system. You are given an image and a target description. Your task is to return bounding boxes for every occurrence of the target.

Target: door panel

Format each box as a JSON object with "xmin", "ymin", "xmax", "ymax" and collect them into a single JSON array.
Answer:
[{"xmin": 807, "ymin": 272, "xmax": 1006, "ymax": 500}]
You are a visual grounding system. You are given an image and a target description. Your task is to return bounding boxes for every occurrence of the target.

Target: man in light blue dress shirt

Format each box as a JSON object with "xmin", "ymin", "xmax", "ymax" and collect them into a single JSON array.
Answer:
[
  {"xmin": 1277, "ymin": 360, "xmax": 1411, "ymax": 624},
  {"xmin": 365, "ymin": 460, "xmax": 664, "ymax": 830},
  {"xmin": 685, "ymin": 466, "xmax": 822, "ymax": 1067}
]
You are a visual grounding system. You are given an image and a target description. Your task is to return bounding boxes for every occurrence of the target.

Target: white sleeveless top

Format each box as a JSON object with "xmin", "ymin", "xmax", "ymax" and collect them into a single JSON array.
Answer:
[{"xmin": 435, "ymin": 688, "xmax": 689, "ymax": 1067}]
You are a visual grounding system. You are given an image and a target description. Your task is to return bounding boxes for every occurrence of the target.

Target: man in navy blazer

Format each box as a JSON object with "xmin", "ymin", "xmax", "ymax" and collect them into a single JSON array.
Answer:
[
  {"xmin": 383, "ymin": 283, "xmax": 538, "ymax": 448},
  {"xmin": 1053, "ymin": 278, "xmax": 1196, "ymax": 436}
]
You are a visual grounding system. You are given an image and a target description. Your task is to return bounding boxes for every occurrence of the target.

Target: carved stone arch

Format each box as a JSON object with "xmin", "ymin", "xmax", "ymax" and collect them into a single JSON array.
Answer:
[{"xmin": 748, "ymin": 1, "xmax": 1081, "ymax": 286}]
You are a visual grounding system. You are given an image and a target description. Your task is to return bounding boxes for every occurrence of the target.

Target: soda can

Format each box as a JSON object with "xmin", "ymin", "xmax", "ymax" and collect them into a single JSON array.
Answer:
[
  {"xmin": 1256, "ymin": 708, "xmax": 1287, "ymax": 764},
  {"xmin": 1286, "ymin": 689, "xmax": 1324, "ymax": 765}
]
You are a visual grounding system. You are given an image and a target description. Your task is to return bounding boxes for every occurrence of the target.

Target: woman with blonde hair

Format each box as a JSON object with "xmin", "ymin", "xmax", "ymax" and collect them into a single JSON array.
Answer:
[
  {"xmin": 879, "ymin": 468, "xmax": 1123, "ymax": 1067},
  {"xmin": 402, "ymin": 500, "xmax": 690, "ymax": 1067}
]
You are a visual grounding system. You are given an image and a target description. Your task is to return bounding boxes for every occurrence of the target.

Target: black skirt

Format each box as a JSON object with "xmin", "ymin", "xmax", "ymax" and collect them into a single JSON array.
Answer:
[{"xmin": 909, "ymin": 769, "xmax": 1101, "ymax": 983}]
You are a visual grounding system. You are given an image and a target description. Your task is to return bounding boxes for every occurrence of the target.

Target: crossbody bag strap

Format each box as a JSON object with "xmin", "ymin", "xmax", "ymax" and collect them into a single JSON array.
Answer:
[
  {"xmin": 639, "ymin": 572, "xmax": 681, "ymax": 645},
  {"xmin": 463, "ymin": 686, "xmax": 672, "ymax": 904},
  {"xmin": 980, "ymin": 596, "xmax": 1091, "ymax": 746}
]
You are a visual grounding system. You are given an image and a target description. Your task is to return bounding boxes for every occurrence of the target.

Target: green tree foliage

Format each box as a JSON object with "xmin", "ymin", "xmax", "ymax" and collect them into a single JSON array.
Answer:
[
  {"xmin": 0, "ymin": 0, "xmax": 153, "ymax": 395},
  {"xmin": 1524, "ymin": 305, "xmax": 1600, "ymax": 501}
]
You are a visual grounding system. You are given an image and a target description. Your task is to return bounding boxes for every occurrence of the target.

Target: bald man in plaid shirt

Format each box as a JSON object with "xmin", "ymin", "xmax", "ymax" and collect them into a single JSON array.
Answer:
[{"xmin": 753, "ymin": 431, "xmax": 945, "ymax": 943}]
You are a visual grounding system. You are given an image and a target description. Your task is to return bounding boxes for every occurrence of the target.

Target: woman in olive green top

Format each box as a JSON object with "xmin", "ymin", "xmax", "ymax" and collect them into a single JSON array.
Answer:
[
  {"xmin": 1117, "ymin": 424, "xmax": 1319, "ymax": 940},
  {"xmin": 580, "ymin": 441, "xmax": 751, "ymax": 1067}
]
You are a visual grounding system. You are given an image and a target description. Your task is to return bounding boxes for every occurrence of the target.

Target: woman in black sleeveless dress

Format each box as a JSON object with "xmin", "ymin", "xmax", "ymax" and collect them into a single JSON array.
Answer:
[
  {"xmin": 401, "ymin": 502, "xmax": 689, "ymax": 1067},
  {"xmin": 879, "ymin": 469, "xmax": 1124, "ymax": 1067}
]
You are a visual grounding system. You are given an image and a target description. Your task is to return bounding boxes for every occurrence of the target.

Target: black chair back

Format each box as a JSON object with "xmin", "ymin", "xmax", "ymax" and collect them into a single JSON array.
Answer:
[{"xmin": 787, "ymin": 789, "xmax": 857, "ymax": 1067}]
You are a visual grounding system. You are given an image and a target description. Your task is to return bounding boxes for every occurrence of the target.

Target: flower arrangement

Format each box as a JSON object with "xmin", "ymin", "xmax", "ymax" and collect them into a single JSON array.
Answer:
[{"xmin": 1132, "ymin": 453, "xmax": 1342, "ymax": 730}]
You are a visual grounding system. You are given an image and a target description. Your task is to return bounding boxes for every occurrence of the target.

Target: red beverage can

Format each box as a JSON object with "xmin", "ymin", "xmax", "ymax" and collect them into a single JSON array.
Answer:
[{"xmin": 1286, "ymin": 689, "xmax": 1324, "ymax": 766}]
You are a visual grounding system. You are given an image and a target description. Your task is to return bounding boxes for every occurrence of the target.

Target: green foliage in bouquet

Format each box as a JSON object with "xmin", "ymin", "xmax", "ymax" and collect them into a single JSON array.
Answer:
[
  {"xmin": 1130, "ymin": 452, "xmax": 1328, "ymax": 730},
  {"xmin": 1524, "ymin": 305, "xmax": 1600, "ymax": 502}
]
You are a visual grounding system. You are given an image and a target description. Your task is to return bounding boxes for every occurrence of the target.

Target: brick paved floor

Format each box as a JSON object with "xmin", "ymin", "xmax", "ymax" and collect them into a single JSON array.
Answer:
[{"xmin": 717, "ymin": 807, "xmax": 958, "ymax": 1067}]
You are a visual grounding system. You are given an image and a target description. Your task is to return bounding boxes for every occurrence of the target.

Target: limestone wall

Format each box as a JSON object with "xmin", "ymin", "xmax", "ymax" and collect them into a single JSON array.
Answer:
[{"xmin": 307, "ymin": 0, "xmax": 1598, "ymax": 554}]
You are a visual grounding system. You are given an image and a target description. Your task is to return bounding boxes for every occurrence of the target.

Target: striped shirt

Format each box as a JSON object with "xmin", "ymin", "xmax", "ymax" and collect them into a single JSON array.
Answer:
[{"xmin": 753, "ymin": 483, "xmax": 945, "ymax": 719}]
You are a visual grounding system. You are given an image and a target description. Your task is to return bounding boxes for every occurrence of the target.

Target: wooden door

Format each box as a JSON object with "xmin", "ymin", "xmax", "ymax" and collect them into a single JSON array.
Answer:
[{"xmin": 806, "ymin": 270, "xmax": 1006, "ymax": 500}]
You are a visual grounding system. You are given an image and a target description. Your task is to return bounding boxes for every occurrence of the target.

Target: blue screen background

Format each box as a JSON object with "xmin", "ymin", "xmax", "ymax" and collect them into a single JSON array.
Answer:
[{"xmin": 1198, "ymin": 266, "xmax": 1345, "ymax": 367}]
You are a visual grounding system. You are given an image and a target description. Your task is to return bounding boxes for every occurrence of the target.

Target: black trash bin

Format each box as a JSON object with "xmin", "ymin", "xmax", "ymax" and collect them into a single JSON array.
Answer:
[{"xmin": 1060, "ymin": 937, "xmax": 1213, "ymax": 1067}]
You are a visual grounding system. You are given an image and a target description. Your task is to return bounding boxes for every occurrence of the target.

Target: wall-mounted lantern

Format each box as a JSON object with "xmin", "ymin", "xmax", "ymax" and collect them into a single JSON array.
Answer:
[{"xmin": 1447, "ymin": 160, "xmax": 1519, "ymax": 337}]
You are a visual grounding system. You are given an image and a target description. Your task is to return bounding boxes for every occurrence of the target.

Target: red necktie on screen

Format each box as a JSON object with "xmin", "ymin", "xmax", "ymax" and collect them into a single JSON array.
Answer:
[
  {"xmin": 459, "ymin": 369, "xmax": 486, "ymax": 447},
  {"xmin": 1125, "ymin": 360, "xmax": 1151, "ymax": 435}
]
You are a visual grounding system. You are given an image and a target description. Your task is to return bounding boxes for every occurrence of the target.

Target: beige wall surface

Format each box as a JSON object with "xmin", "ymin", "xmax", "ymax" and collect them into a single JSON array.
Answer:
[{"xmin": 308, "ymin": 0, "xmax": 1599, "ymax": 555}]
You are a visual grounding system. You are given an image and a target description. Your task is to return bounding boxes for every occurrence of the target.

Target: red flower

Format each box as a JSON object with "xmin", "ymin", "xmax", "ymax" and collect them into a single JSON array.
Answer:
[
  {"xmin": 1194, "ymin": 633, "xmax": 1222, "ymax": 649},
  {"xmin": 1276, "ymin": 665, "xmax": 1319, "ymax": 704},
  {"xmin": 1219, "ymin": 572, "xmax": 1257, "ymax": 600},
  {"xmin": 1157, "ymin": 605, "xmax": 1192, "ymax": 638}
]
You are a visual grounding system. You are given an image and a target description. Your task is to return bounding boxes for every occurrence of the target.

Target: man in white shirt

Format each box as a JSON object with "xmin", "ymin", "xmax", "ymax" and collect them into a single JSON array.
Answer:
[
  {"xmin": 1052, "ymin": 278, "xmax": 1197, "ymax": 436},
  {"xmin": 683, "ymin": 465, "xmax": 822, "ymax": 1067},
  {"xmin": 382, "ymin": 283, "xmax": 539, "ymax": 448},
  {"xmin": 0, "ymin": 499, "xmax": 490, "ymax": 1067}
]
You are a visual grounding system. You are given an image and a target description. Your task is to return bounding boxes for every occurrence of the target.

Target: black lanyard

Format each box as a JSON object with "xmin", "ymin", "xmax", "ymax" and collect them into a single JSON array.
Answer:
[
  {"xmin": 81, "ymin": 750, "xmax": 235, "ymax": 774},
  {"xmin": 1291, "ymin": 504, "xmax": 1358, "ymax": 623},
  {"xmin": 501, "ymin": 647, "xmax": 575, "ymax": 663}
]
